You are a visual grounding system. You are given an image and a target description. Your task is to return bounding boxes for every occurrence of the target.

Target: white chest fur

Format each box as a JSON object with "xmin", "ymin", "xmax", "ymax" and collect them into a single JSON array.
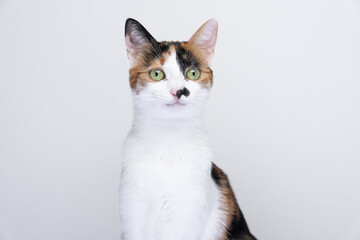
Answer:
[{"xmin": 119, "ymin": 119, "xmax": 223, "ymax": 240}]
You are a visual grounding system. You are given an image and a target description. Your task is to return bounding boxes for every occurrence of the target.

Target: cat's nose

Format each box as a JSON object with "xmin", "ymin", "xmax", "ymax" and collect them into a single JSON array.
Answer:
[
  {"xmin": 170, "ymin": 89, "xmax": 177, "ymax": 97},
  {"xmin": 170, "ymin": 88, "xmax": 190, "ymax": 99},
  {"xmin": 176, "ymin": 87, "xmax": 190, "ymax": 99}
]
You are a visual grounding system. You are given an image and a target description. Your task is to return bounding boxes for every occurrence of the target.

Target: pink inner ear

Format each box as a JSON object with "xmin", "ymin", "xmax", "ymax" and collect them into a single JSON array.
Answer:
[
  {"xmin": 189, "ymin": 19, "xmax": 218, "ymax": 62},
  {"xmin": 199, "ymin": 20, "xmax": 218, "ymax": 52},
  {"xmin": 125, "ymin": 35, "xmax": 139, "ymax": 66}
]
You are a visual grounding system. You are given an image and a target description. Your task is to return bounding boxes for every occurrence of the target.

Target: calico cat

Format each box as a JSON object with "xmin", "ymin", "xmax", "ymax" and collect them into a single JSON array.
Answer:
[{"xmin": 119, "ymin": 18, "xmax": 257, "ymax": 240}]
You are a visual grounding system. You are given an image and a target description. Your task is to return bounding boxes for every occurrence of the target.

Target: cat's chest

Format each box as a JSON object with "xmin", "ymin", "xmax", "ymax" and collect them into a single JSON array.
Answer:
[
  {"xmin": 120, "ymin": 133, "xmax": 217, "ymax": 238},
  {"xmin": 121, "ymin": 133, "xmax": 213, "ymax": 196}
]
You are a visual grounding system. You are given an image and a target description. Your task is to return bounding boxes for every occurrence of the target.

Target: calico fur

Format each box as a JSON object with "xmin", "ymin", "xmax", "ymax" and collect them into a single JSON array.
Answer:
[
  {"xmin": 120, "ymin": 18, "xmax": 256, "ymax": 240},
  {"xmin": 129, "ymin": 42, "xmax": 213, "ymax": 92}
]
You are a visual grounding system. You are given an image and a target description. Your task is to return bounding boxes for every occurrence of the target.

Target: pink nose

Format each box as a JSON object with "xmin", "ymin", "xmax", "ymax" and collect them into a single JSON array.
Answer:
[
  {"xmin": 170, "ymin": 89, "xmax": 178, "ymax": 97},
  {"xmin": 170, "ymin": 88, "xmax": 190, "ymax": 99}
]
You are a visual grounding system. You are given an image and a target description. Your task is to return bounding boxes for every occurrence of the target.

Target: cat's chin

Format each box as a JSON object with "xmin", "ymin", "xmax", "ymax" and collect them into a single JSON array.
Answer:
[{"xmin": 149, "ymin": 102, "xmax": 202, "ymax": 120}]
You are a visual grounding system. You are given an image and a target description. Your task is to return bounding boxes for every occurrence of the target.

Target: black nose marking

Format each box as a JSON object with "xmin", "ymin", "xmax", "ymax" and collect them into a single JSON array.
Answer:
[
  {"xmin": 182, "ymin": 87, "xmax": 190, "ymax": 97},
  {"xmin": 176, "ymin": 87, "xmax": 190, "ymax": 99}
]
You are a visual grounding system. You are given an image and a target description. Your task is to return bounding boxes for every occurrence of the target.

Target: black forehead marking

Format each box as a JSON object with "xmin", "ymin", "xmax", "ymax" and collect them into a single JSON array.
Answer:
[
  {"xmin": 142, "ymin": 41, "xmax": 171, "ymax": 67},
  {"xmin": 141, "ymin": 41, "xmax": 200, "ymax": 74},
  {"xmin": 173, "ymin": 42, "xmax": 200, "ymax": 74}
]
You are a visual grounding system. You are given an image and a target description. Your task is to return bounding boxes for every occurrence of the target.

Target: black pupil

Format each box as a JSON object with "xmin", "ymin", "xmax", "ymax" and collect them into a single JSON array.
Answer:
[
  {"xmin": 155, "ymin": 71, "xmax": 159, "ymax": 77},
  {"xmin": 192, "ymin": 71, "xmax": 195, "ymax": 76}
]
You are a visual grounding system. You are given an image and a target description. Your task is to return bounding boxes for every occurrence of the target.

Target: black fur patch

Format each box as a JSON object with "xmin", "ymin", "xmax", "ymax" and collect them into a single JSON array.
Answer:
[
  {"xmin": 210, "ymin": 163, "xmax": 257, "ymax": 240},
  {"xmin": 174, "ymin": 42, "xmax": 201, "ymax": 74},
  {"xmin": 211, "ymin": 164, "xmax": 221, "ymax": 185},
  {"xmin": 176, "ymin": 87, "xmax": 190, "ymax": 99},
  {"xmin": 125, "ymin": 18, "xmax": 159, "ymax": 52},
  {"xmin": 182, "ymin": 87, "xmax": 190, "ymax": 97},
  {"xmin": 142, "ymin": 42, "xmax": 171, "ymax": 67},
  {"xmin": 226, "ymin": 207, "xmax": 257, "ymax": 240}
]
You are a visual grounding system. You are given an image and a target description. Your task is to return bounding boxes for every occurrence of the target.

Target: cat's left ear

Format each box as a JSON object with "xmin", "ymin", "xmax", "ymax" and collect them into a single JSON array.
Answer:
[
  {"xmin": 125, "ymin": 18, "xmax": 158, "ymax": 66},
  {"xmin": 188, "ymin": 19, "xmax": 218, "ymax": 63}
]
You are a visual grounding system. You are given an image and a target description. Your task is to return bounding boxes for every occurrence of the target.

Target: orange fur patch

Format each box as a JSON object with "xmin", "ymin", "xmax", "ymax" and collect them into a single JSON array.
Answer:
[
  {"xmin": 128, "ymin": 41, "xmax": 213, "ymax": 92},
  {"xmin": 212, "ymin": 164, "xmax": 244, "ymax": 240}
]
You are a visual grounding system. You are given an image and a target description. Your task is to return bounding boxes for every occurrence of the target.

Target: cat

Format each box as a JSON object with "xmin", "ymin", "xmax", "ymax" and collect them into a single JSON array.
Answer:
[{"xmin": 119, "ymin": 18, "xmax": 257, "ymax": 240}]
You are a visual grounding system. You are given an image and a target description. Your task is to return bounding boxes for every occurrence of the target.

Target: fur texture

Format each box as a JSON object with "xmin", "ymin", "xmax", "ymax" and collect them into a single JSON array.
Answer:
[{"xmin": 119, "ymin": 18, "xmax": 256, "ymax": 240}]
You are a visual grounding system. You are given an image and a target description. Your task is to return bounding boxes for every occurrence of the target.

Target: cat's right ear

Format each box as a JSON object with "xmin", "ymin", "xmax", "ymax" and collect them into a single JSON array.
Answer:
[
  {"xmin": 188, "ymin": 19, "xmax": 218, "ymax": 64},
  {"xmin": 125, "ymin": 18, "xmax": 158, "ymax": 66}
]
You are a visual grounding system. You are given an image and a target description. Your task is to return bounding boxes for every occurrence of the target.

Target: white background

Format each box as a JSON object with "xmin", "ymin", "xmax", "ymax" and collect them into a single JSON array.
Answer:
[{"xmin": 1, "ymin": 0, "xmax": 360, "ymax": 239}]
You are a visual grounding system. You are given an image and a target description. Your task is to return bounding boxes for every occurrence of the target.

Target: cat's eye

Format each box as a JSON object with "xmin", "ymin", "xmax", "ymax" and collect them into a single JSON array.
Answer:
[
  {"xmin": 185, "ymin": 68, "xmax": 201, "ymax": 81},
  {"xmin": 149, "ymin": 69, "xmax": 165, "ymax": 81}
]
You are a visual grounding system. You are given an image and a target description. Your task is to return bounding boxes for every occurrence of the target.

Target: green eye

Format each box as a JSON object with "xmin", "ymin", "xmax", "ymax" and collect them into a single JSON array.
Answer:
[
  {"xmin": 149, "ymin": 69, "xmax": 165, "ymax": 81},
  {"xmin": 186, "ymin": 68, "xmax": 201, "ymax": 80}
]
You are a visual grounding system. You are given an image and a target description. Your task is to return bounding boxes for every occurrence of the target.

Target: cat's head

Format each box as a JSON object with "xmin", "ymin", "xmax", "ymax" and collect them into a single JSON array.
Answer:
[{"xmin": 125, "ymin": 18, "xmax": 218, "ymax": 120}]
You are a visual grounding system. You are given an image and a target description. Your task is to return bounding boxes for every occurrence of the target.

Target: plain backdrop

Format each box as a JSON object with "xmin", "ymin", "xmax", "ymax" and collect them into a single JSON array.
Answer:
[{"xmin": 1, "ymin": 0, "xmax": 360, "ymax": 239}]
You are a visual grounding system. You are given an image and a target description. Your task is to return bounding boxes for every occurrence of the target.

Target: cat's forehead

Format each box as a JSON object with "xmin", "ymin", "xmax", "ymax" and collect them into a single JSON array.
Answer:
[
  {"xmin": 143, "ymin": 41, "xmax": 203, "ymax": 73},
  {"xmin": 162, "ymin": 47, "xmax": 183, "ymax": 80}
]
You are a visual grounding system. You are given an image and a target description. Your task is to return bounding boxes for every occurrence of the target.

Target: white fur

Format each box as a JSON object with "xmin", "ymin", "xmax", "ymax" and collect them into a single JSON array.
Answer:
[{"xmin": 120, "ymin": 50, "xmax": 225, "ymax": 239}]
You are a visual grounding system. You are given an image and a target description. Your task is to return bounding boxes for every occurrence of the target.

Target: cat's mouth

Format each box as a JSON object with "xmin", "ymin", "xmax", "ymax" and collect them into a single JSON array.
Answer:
[
  {"xmin": 166, "ymin": 102, "xmax": 186, "ymax": 107},
  {"xmin": 166, "ymin": 100, "xmax": 186, "ymax": 107}
]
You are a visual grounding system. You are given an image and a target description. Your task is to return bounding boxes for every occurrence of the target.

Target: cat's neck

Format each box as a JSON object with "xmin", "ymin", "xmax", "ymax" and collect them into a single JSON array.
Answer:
[
  {"xmin": 125, "ymin": 109, "xmax": 212, "ymax": 164},
  {"xmin": 130, "ymin": 112, "xmax": 208, "ymax": 142}
]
